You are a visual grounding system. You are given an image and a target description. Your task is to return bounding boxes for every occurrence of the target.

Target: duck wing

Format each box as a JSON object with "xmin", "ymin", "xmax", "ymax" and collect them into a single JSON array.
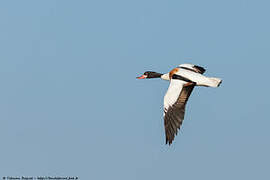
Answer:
[{"xmin": 163, "ymin": 78, "xmax": 195, "ymax": 145}]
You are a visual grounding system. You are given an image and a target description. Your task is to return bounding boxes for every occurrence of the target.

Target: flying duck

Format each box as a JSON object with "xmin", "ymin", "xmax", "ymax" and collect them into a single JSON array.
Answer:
[{"xmin": 137, "ymin": 64, "xmax": 222, "ymax": 145}]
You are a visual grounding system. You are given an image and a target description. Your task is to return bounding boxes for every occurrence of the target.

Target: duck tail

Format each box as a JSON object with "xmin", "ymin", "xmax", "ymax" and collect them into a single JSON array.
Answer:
[{"xmin": 206, "ymin": 77, "xmax": 222, "ymax": 87}]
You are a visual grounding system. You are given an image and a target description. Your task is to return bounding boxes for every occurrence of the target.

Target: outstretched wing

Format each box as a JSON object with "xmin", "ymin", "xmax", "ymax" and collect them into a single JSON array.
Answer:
[{"xmin": 164, "ymin": 79, "xmax": 195, "ymax": 145}]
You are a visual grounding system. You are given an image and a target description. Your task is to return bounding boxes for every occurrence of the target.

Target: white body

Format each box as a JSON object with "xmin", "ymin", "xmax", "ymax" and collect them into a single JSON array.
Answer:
[{"xmin": 175, "ymin": 69, "xmax": 221, "ymax": 87}]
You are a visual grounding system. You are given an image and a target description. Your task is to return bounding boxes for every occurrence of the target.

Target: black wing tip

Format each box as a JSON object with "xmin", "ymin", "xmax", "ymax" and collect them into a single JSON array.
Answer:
[
  {"xmin": 218, "ymin": 80, "xmax": 223, "ymax": 87},
  {"xmin": 166, "ymin": 141, "xmax": 173, "ymax": 146},
  {"xmin": 194, "ymin": 65, "xmax": 206, "ymax": 74},
  {"xmin": 166, "ymin": 137, "xmax": 174, "ymax": 146},
  {"xmin": 166, "ymin": 141, "xmax": 172, "ymax": 146}
]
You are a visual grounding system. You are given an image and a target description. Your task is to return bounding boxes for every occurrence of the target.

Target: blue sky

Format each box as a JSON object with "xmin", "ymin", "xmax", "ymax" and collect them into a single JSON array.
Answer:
[{"xmin": 0, "ymin": 0, "xmax": 269, "ymax": 179}]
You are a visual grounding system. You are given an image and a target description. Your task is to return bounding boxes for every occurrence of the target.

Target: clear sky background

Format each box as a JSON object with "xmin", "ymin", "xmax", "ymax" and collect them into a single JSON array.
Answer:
[{"xmin": 0, "ymin": 0, "xmax": 269, "ymax": 179}]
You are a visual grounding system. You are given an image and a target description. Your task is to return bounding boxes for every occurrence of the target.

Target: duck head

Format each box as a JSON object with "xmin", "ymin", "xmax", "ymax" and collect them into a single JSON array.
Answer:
[{"xmin": 136, "ymin": 71, "xmax": 163, "ymax": 79}]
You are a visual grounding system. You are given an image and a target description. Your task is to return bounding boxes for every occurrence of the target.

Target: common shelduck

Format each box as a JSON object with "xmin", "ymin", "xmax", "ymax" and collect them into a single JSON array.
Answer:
[{"xmin": 137, "ymin": 64, "xmax": 222, "ymax": 145}]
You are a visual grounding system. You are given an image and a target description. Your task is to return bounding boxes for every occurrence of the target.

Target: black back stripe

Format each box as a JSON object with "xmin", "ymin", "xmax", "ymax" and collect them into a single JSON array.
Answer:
[{"xmin": 171, "ymin": 74, "xmax": 194, "ymax": 83}]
